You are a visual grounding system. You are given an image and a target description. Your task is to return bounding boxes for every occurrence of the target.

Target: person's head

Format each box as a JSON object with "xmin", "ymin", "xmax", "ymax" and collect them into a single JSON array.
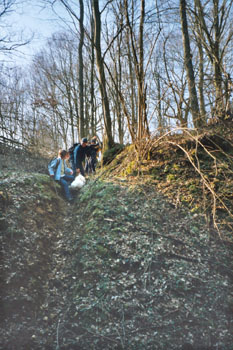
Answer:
[
  {"xmin": 81, "ymin": 137, "xmax": 88, "ymax": 147},
  {"xmin": 58, "ymin": 149, "xmax": 70, "ymax": 160},
  {"xmin": 91, "ymin": 138, "xmax": 97, "ymax": 145}
]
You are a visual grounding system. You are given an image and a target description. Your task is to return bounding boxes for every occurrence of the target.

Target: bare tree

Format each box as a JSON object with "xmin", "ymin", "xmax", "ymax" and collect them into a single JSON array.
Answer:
[
  {"xmin": 78, "ymin": 0, "xmax": 85, "ymax": 139},
  {"xmin": 193, "ymin": 0, "xmax": 233, "ymax": 117},
  {"xmin": 30, "ymin": 33, "xmax": 80, "ymax": 149},
  {"xmin": 180, "ymin": 0, "xmax": 201, "ymax": 128},
  {"xmin": 106, "ymin": 1, "xmax": 125, "ymax": 143},
  {"xmin": 90, "ymin": 12, "xmax": 96, "ymax": 136},
  {"xmin": 124, "ymin": 0, "xmax": 149, "ymax": 140},
  {"xmin": 0, "ymin": 0, "xmax": 32, "ymax": 59},
  {"xmin": 92, "ymin": 0, "xmax": 114, "ymax": 151}
]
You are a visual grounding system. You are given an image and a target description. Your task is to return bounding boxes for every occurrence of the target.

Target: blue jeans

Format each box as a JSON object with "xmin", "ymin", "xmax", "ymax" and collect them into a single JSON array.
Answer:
[{"xmin": 60, "ymin": 175, "xmax": 75, "ymax": 200}]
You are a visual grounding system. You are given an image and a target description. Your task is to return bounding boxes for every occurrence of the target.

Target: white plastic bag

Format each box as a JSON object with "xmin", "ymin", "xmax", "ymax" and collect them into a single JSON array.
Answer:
[{"xmin": 70, "ymin": 174, "xmax": 86, "ymax": 189}]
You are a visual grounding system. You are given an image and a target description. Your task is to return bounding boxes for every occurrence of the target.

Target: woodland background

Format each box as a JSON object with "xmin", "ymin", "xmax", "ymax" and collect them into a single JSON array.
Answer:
[
  {"xmin": 0, "ymin": 1, "xmax": 233, "ymax": 349},
  {"xmin": 0, "ymin": 0, "xmax": 232, "ymax": 153}
]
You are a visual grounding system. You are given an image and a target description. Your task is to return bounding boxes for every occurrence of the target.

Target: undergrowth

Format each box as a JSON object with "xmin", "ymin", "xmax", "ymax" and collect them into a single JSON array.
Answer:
[
  {"xmin": 0, "ymin": 128, "xmax": 232, "ymax": 350},
  {"xmin": 56, "ymin": 179, "xmax": 233, "ymax": 350},
  {"xmin": 103, "ymin": 127, "xmax": 233, "ymax": 241}
]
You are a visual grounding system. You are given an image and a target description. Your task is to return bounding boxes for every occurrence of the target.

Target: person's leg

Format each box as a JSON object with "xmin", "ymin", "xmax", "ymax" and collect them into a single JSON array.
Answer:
[
  {"xmin": 84, "ymin": 158, "xmax": 89, "ymax": 174},
  {"xmin": 91, "ymin": 156, "xmax": 96, "ymax": 173},
  {"xmin": 63, "ymin": 174, "xmax": 75, "ymax": 183},
  {"xmin": 72, "ymin": 164, "xmax": 76, "ymax": 176},
  {"xmin": 60, "ymin": 175, "xmax": 74, "ymax": 200},
  {"xmin": 76, "ymin": 160, "xmax": 85, "ymax": 176},
  {"xmin": 79, "ymin": 163, "xmax": 85, "ymax": 176}
]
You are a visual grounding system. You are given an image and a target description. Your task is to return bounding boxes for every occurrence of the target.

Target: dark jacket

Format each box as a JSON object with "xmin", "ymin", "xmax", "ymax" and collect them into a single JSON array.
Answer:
[
  {"xmin": 74, "ymin": 144, "xmax": 89, "ymax": 169},
  {"xmin": 88, "ymin": 143, "xmax": 100, "ymax": 159}
]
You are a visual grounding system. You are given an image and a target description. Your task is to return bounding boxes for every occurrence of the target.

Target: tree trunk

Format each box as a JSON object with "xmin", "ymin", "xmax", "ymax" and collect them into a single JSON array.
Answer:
[
  {"xmin": 137, "ymin": 0, "xmax": 145, "ymax": 140},
  {"xmin": 124, "ymin": 0, "xmax": 149, "ymax": 141},
  {"xmin": 78, "ymin": 0, "xmax": 85, "ymax": 138},
  {"xmin": 179, "ymin": 0, "xmax": 201, "ymax": 128},
  {"xmin": 194, "ymin": 0, "xmax": 232, "ymax": 117},
  {"xmin": 115, "ymin": 19, "xmax": 124, "ymax": 144},
  {"xmin": 197, "ymin": 40, "xmax": 206, "ymax": 121},
  {"xmin": 90, "ymin": 14, "xmax": 95, "ymax": 136},
  {"xmin": 155, "ymin": 70, "xmax": 163, "ymax": 133},
  {"xmin": 126, "ymin": 27, "xmax": 137, "ymax": 140},
  {"xmin": 213, "ymin": 0, "xmax": 223, "ymax": 115},
  {"xmin": 92, "ymin": 0, "xmax": 114, "ymax": 150},
  {"xmin": 193, "ymin": 1, "xmax": 206, "ymax": 123}
]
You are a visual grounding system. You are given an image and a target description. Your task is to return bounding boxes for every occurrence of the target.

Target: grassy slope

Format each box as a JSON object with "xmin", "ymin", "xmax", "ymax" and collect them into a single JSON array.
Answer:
[
  {"xmin": 103, "ymin": 125, "xmax": 233, "ymax": 240},
  {"xmin": 0, "ymin": 172, "xmax": 65, "ymax": 349},
  {"xmin": 0, "ymin": 127, "xmax": 232, "ymax": 349},
  {"xmin": 56, "ymin": 179, "xmax": 232, "ymax": 350}
]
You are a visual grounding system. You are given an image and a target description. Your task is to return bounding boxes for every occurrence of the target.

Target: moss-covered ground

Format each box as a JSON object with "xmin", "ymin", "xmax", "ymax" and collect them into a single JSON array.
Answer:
[{"xmin": 0, "ymin": 126, "xmax": 232, "ymax": 349}]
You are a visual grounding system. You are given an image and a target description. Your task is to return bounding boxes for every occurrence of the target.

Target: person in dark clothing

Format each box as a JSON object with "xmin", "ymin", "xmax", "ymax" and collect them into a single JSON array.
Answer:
[
  {"xmin": 85, "ymin": 137, "xmax": 101, "ymax": 174},
  {"xmin": 73, "ymin": 137, "xmax": 89, "ymax": 176}
]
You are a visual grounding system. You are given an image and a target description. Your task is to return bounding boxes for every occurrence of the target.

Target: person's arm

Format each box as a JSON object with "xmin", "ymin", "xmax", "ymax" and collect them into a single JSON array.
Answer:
[
  {"xmin": 73, "ymin": 145, "xmax": 80, "ymax": 169},
  {"xmin": 65, "ymin": 164, "xmax": 73, "ymax": 175},
  {"xmin": 48, "ymin": 158, "xmax": 59, "ymax": 177},
  {"xmin": 75, "ymin": 145, "xmax": 82, "ymax": 173}
]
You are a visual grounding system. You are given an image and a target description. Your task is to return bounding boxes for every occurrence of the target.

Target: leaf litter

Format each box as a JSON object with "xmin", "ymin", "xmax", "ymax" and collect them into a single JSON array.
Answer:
[{"xmin": 0, "ymin": 143, "xmax": 232, "ymax": 350}]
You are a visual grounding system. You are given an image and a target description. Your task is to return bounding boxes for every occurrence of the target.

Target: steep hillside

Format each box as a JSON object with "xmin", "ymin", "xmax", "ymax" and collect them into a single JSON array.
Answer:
[
  {"xmin": 103, "ymin": 126, "xmax": 233, "ymax": 241},
  {"xmin": 0, "ymin": 136, "xmax": 232, "ymax": 350},
  {"xmin": 56, "ymin": 180, "xmax": 232, "ymax": 350}
]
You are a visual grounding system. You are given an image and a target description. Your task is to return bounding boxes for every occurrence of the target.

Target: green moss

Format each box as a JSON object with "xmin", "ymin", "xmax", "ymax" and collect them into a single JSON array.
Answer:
[
  {"xmin": 166, "ymin": 174, "xmax": 176, "ymax": 182},
  {"xmin": 123, "ymin": 160, "xmax": 137, "ymax": 176},
  {"xmin": 79, "ymin": 181, "xmax": 107, "ymax": 202},
  {"xmin": 150, "ymin": 168, "xmax": 160, "ymax": 178},
  {"xmin": 32, "ymin": 173, "xmax": 52, "ymax": 184},
  {"xmin": 102, "ymin": 143, "xmax": 125, "ymax": 165},
  {"xmin": 28, "ymin": 175, "xmax": 61, "ymax": 201},
  {"xmin": 190, "ymin": 205, "xmax": 200, "ymax": 213},
  {"xmin": 96, "ymin": 245, "xmax": 110, "ymax": 258},
  {"xmin": 23, "ymin": 177, "xmax": 34, "ymax": 186},
  {"xmin": 188, "ymin": 184, "xmax": 198, "ymax": 192},
  {"xmin": 172, "ymin": 163, "xmax": 180, "ymax": 171}
]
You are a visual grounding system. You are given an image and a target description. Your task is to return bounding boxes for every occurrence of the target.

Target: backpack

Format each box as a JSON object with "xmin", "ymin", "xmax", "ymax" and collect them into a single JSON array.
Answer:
[
  {"xmin": 48, "ymin": 157, "xmax": 59, "ymax": 174},
  {"xmin": 68, "ymin": 143, "xmax": 80, "ymax": 163}
]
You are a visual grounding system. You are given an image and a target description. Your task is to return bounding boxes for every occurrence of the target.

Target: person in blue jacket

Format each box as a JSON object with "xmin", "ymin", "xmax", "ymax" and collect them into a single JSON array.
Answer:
[
  {"xmin": 48, "ymin": 149, "xmax": 74, "ymax": 202},
  {"xmin": 73, "ymin": 137, "xmax": 89, "ymax": 176}
]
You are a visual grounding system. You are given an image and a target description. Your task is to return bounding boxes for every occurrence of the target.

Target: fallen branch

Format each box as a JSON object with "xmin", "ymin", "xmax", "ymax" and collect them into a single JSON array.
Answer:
[{"xmin": 165, "ymin": 252, "xmax": 200, "ymax": 263}]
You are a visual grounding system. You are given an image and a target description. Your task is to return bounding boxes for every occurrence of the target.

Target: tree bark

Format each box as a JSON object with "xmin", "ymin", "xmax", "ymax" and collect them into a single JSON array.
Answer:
[
  {"xmin": 194, "ymin": 0, "xmax": 233, "ymax": 117},
  {"xmin": 92, "ymin": 0, "xmax": 114, "ymax": 150},
  {"xmin": 213, "ymin": 0, "xmax": 223, "ymax": 115},
  {"xmin": 126, "ymin": 27, "xmax": 137, "ymax": 140},
  {"xmin": 137, "ymin": 0, "xmax": 145, "ymax": 140},
  {"xmin": 197, "ymin": 40, "xmax": 206, "ymax": 121},
  {"xmin": 90, "ymin": 14, "xmax": 96, "ymax": 136},
  {"xmin": 180, "ymin": 0, "xmax": 201, "ymax": 128},
  {"xmin": 78, "ymin": 0, "xmax": 85, "ymax": 138},
  {"xmin": 124, "ymin": 0, "xmax": 149, "ymax": 141}
]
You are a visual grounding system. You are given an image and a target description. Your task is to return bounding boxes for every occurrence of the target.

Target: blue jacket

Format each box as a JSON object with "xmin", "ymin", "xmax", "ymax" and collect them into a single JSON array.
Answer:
[{"xmin": 48, "ymin": 157, "xmax": 73, "ymax": 180}]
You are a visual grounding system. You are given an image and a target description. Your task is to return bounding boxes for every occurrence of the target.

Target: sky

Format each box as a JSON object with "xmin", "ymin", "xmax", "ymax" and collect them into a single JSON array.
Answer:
[{"xmin": 1, "ymin": 1, "xmax": 70, "ymax": 67}]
